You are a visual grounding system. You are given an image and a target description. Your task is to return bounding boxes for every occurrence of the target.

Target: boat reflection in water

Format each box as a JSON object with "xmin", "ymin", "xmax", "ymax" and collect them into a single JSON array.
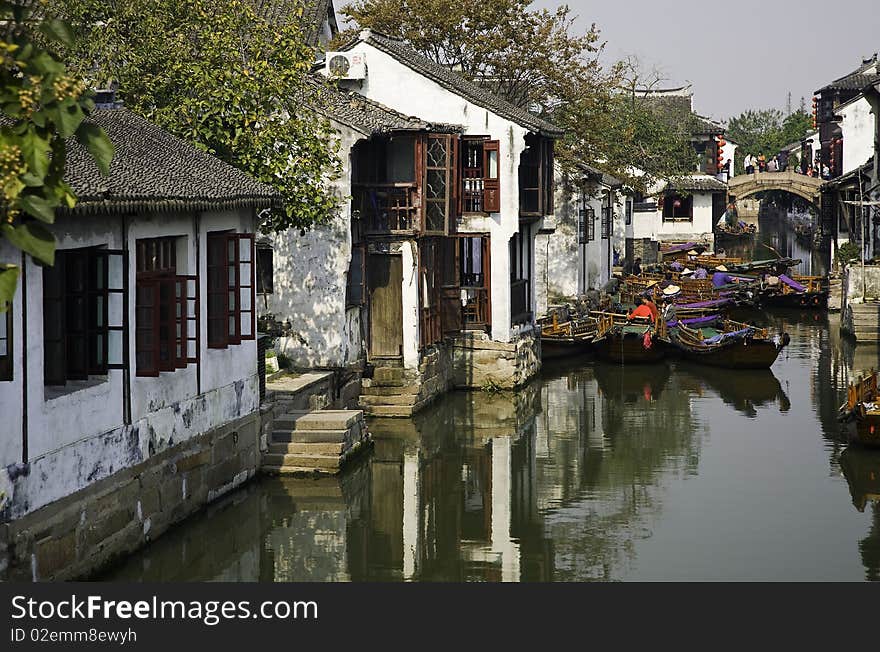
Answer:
[
  {"xmin": 839, "ymin": 447, "xmax": 880, "ymax": 581},
  {"xmin": 675, "ymin": 362, "xmax": 791, "ymax": 418}
]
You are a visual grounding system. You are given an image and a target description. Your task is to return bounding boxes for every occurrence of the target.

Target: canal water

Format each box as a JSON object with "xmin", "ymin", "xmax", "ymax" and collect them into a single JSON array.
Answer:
[{"xmin": 102, "ymin": 229, "xmax": 880, "ymax": 582}]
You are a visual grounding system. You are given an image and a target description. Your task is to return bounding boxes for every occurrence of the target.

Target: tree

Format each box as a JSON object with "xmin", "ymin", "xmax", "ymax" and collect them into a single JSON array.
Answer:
[
  {"xmin": 1, "ymin": 1, "xmax": 113, "ymax": 311},
  {"xmin": 726, "ymin": 107, "xmax": 813, "ymax": 174},
  {"xmin": 55, "ymin": 0, "xmax": 342, "ymax": 234},
  {"xmin": 337, "ymin": 0, "xmax": 694, "ymax": 189}
]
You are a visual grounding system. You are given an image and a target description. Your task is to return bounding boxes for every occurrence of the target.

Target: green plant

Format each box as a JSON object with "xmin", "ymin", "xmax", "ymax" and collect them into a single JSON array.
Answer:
[
  {"xmin": 481, "ymin": 378, "xmax": 503, "ymax": 394},
  {"xmin": 1, "ymin": 1, "xmax": 113, "ymax": 311},
  {"xmin": 836, "ymin": 241, "xmax": 861, "ymax": 265},
  {"xmin": 265, "ymin": 349, "xmax": 277, "ymax": 358},
  {"xmin": 276, "ymin": 352, "xmax": 292, "ymax": 369}
]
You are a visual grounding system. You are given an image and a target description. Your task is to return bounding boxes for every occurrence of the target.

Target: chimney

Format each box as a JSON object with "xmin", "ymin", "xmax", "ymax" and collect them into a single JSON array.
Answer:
[{"xmin": 93, "ymin": 87, "xmax": 122, "ymax": 109}]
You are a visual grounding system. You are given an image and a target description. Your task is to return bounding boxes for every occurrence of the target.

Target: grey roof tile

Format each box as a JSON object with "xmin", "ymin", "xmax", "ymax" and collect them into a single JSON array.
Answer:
[
  {"xmin": 313, "ymin": 81, "xmax": 461, "ymax": 135},
  {"xmin": 344, "ymin": 31, "xmax": 563, "ymax": 137},
  {"xmin": 664, "ymin": 175, "xmax": 728, "ymax": 192},
  {"xmin": 61, "ymin": 107, "xmax": 279, "ymax": 214},
  {"xmin": 251, "ymin": 0, "xmax": 337, "ymax": 47}
]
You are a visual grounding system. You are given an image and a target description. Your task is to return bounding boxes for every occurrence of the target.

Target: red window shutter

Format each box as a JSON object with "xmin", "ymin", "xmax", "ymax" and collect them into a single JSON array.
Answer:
[
  {"xmin": 207, "ymin": 233, "xmax": 229, "ymax": 348},
  {"xmin": 135, "ymin": 278, "xmax": 160, "ymax": 376},
  {"xmin": 483, "ymin": 140, "xmax": 500, "ymax": 213}
]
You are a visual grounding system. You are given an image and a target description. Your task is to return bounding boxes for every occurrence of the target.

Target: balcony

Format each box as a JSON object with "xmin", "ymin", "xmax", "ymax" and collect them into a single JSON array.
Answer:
[
  {"xmin": 462, "ymin": 285, "xmax": 490, "ymax": 329},
  {"xmin": 353, "ymin": 184, "xmax": 418, "ymax": 235},
  {"xmin": 510, "ymin": 278, "xmax": 531, "ymax": 325}
]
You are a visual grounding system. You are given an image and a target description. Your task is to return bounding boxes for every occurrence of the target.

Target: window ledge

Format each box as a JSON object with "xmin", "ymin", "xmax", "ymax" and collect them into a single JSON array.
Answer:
[{"xmin": 45, "ymin": 375, "xmax": 110, "ymax": 401}]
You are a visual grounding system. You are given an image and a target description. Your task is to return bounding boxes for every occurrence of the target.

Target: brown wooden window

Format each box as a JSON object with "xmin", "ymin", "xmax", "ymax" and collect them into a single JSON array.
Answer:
[
  {"xmin": 578, "ymin": 197, "xmax": 595, "ymax": 244},
  {"xmin": 0, "ymin": 304, "xmax": 11, "ymax": 381},
  {"xmin": 346, "ymin": 245, "xmax": 366, "ymax": 307},
  {"xmin": 461, "ymin": 137, "xmax": 500, "ymax": 213},
  {"xmin": 661, "ymin": 194, "xmax": 694, "ymax": 221},
  {"xmin": 43, "ymin": 247, "xmax": 124, "ymax": 385},
  {"xmin": 256, "ymin": 244, "xmax": 273, "ymax": 295},
  {"xmin": 424, "ymin": 134, "xmax": 458, "ymax": 234},
  {"xmin": 519, "ymin": 134, "xmax": 554, "ymax": 217},
  {"xmin": 207, "ymin": 232, "xmax": 255, "ymax": 349},
  {"xmin": 601, "ymin": 205, "xmax": 612, "ymax": 239},
  {"xmin": 135, "ymin": 237, "xmax": 198, "ymax": 376}
]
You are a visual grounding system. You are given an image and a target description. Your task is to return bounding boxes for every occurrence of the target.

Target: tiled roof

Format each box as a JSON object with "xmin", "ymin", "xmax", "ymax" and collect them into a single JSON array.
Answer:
[
  {"xmin": 663, "ymin": 175, "xmax": 728, "ymax": 193},
  {"xmin": 342, "ymin": 30, "xmax": 564, "ymax": 137},
  {"xmin": 816, "ymin": 56, "xmax": 880, "ymax": 94},
  {"xmin": 314, "ymin": 81, "xmax": 461, "ymax": 135},
  {"xmin": 635, "ymin": 93, "xmax": 723, "ymax": 137},
  {"xmin": 61, "ymin": 107, "xmax": 280, "ymax": 215},
  {"xmin": 576, "ymin": 162, "xmax": 623, "ymax": 189},
  {"xmin": 251, "ymin": 0, "xmax": 337, "ymax": 47}
]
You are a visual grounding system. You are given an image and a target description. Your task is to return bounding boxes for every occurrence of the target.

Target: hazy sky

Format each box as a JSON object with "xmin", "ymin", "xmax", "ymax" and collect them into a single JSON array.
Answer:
[{"xmin": 533, "ymin": 0, "xmax": 880, "ymax": 122}]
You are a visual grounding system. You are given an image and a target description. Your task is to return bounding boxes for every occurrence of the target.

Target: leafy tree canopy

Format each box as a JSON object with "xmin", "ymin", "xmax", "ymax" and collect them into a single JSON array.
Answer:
[
  {"xmin": 54, "ymin": 0, "xmax": 343, "ymax": 234},
  {"xmin": 337, "ymin": 0, "xmax": 694, "ymax": 190},
  {"xmin": 1, "ymin": 0, "xmax": 114, "ymax": 311},
  {"xmin": 726, "ymin": 105, "xmax": 813, "ymax": 174}
]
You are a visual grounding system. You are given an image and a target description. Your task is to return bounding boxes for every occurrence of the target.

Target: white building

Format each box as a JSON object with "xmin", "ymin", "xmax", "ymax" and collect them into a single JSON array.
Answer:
[
  {"xmin": 535, "ymin": 163, "xmax": 625, "ymax": 313},
  {"xmin": 835, "ymin": 95, "xmax": 875, "ymax": 175},
  {"xmin": 262, "ymin": 30, "xmax": 563, "ymax": 414},
  {"xmin": 0, "ymin": 101, "xmax": 278, "ymax": 578},
  {"xmin": 635, "ymin": 176, "xmax": 728, "ymax": 244}
]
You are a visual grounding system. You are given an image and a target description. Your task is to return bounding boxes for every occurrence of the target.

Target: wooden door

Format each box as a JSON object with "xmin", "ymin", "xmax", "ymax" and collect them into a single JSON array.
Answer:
[{"xmin": 368, "ymin": 254, "xmax": 403, "ymax": 358}]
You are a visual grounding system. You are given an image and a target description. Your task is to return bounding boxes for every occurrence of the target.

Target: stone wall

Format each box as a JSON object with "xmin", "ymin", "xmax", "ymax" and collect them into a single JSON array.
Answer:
[
  {"xmin": 0, "ymin": 412, "xmax": 260, "ymax": 581},
  {"xmin": 451, "ymin": 328, "xmax": 541, "ymax": 389},
  {"xmin": 626, "ymin": 238, "xmax": 659, "ymax": 265}
]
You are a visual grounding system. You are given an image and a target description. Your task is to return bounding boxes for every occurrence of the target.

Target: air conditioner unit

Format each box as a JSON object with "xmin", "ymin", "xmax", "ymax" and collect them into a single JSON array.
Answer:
[{"xmin": 324, "ymin": 52, "xmax": 367, "ymax": 80}]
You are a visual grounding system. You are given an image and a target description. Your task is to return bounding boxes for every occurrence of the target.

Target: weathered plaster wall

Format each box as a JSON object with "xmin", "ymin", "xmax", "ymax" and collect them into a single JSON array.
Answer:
[
  {"xmin": 1, "ymin": 209, "xmax": 260, "ymax": 526},
  {"xmin": 838, "ymin": 97, "xmax": 874, "ymax": 175},
  {"xmin": 0, "ymin": 239, "xmax": 25, "ymax": 469},
  {"xmin": 263, "ymin": 121, "xmax": 365, "ymax": 370}
]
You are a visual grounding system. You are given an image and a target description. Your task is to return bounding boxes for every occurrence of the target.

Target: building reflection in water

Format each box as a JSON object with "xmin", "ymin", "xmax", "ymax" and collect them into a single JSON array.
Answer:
[{"xmin": 104, "ymin": 308, "xmax": 880, "ymax": 581}]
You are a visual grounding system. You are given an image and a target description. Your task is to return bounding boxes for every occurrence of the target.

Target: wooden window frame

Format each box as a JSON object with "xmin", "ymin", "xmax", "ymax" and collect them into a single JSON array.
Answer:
[
  {"xmin": 0, "ymin": 303, "xmax": 11, "ymax": 381},
  {"xmin": 43, "ymin": 247, "xmax": 123, "ymax": 386},
  {"xmin": 661, "ymin": 194, "xmax": 694, "ymax": 221},
  {"xmin": 346, "ymin": 244, "xmax": 366, "ymax": 308},
  {"xmin": 207, "ymin": 231, "xmax": 255, "ymax": 349},
  {"xmin": 519, "ymin": 135, "xmax": 555, "ymax": 217},
  {"xmin": 135, "ymin": 236, "xmax": 198, "ymax": 376},
  {"xmin": 601, "ymin": 205, "xmax": 612, "ymax": 240},
  {"xmin": 256, "ymin": 244, "xmax": 274, "ymax": 295},
  {"xmin": 460, "ymin": 137, "xmax": 501, "ymax": 214},
  {"xmin": 423, "ymin": 134, "xmax": 458, "ymax": 235}
]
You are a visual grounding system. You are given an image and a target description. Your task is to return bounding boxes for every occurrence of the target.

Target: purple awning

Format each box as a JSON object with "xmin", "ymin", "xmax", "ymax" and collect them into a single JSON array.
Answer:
[
  {"xmin": 778, "ymin": 274, "xmax": 807, "ymax": 292},
  {"xmin": 675, "ymin": 298, "xmax": 732, "ymax": 309}
]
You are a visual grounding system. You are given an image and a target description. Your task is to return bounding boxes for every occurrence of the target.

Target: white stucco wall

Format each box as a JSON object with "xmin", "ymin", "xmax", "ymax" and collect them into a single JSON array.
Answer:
[
  {"xmin": 263, "ymin": 119, "xmax": 365, "ymax": 370},
  {"xmin": 837, "ymin": 96, "xmax": 874, "ymax": 175},
  {"xmin": 0, "ymin": 240, "xmax": 24, "ymax": 468},
  {"xmin": 721, "ymin": 141, "xmax": 737, "ymax": 178},
  {"xmin": 0, "ymin": 208, "xmax": 260, "ymax": 519},
  {"xmin": 340, "ymin": 40, "xmax": 539, "ymax": 343},
  {"xmin": 630, "ymin": 190, "xmax": 716, "ymax": 242}
]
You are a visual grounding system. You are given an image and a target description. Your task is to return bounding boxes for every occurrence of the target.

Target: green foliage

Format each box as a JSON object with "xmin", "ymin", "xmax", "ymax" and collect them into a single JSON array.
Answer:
[
  {"xmin": 836, "ymin": 241, "xmax": 861, "ymax": 265},
  {"xmin": 55, "ymin": 0, "xmax": 343, "ymax": 234},
  {"xmin": 0, "ymin": 0, "xmax": 113, "ymax": 311},
  {"xmin": 726, "ymin": 108, "xmax": 813, "ymax": 174},
  {"xmin": 339, "ymin": 0, "xmax": 693, "ymax": 188}
]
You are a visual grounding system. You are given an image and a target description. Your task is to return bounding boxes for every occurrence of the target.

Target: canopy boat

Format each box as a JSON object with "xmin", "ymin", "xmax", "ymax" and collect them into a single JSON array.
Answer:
[
  {"xmin": 667, "ymin": 318, "xmax": 789, "ymax": 369},
  {"xmin": 669, "ymin": 297, "xmax": 735, "ymax": 318},
  {"xmin": 590, "ymin": 311, "xmax": 667, "ymax": 364},
  {"xmin": 758, "ymin": 274, "xmax": 828, "ymax": 309},
  {"xmin": 839, "ymin": 371, "xmax": 880, "ymax": 448},
  {"xmin": 715, "ymin": 225, "xmax": 756, "ymax": 245},
  {"xmin": 659, "ymin": 242, "xmax": 707, "ymax": 261},
  {"xmin": 725, "ymin": 257, "xmax": 801, "ymax": 275},
  {"xmin": 539, "ymin": 312, "xmax": 600, "ymax": 360}
]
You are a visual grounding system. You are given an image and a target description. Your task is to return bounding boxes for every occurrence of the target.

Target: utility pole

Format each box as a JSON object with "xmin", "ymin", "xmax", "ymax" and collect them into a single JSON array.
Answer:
[{"xmin": 786, "ymin": 92, "xmax": 792, "ymax": 116}]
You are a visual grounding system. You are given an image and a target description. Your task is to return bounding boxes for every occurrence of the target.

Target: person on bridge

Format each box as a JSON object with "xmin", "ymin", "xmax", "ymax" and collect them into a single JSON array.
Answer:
[
  {"xmin": 744, "ymin": 153, "xmax": 755, "ymax": 174},
  {"xmin": 778, "ymin": 150, "xmax": 789, "ymax": 171},
  {"xmin": 767, "ymin": 157, "xmax": 778, "ymax": 172},
  {"xmin": 757, "ymin": 153, "xmax": 767, "ymax": 172}
]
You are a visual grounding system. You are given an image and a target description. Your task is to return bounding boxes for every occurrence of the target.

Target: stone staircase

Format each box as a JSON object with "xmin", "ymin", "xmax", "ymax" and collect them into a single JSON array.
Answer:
[
  {"xmin": 359, "ymin": 349, "xmax": 451, "ymax": 417},
  {"xmin": 262, "ymin": 410, "xmax": 371, "ymax": 475}
]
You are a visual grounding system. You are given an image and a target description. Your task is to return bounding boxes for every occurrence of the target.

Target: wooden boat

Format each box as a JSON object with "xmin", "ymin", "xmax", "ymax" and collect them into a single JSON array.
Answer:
[
  {"xmin": 590, "ymin": 311, "xmax": 667, "ymax": 364},
  {"xmin": 758, "ymin": 274, "xmax": 828, "ymax": 309},
  {"xmin": 675, "ymin": 362, "xmax": 790, "ymax": 417},
  {"xmin": 659, "ymin": 242, "xmax": 707, "ymax": 261},
  {"xmin": 667, "ymin": 318, "xmax": 789, "ymax": 369},
  {"xmin": 539, "ymin": 313, "xmax": 599, "ymax": 360},
  {"xmin": 839, "ymin": 371, "xmax": 880, "ymax": 448}
]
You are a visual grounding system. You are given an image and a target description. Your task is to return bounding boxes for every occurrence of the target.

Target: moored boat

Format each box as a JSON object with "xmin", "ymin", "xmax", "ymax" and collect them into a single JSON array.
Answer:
[
  {"xmin": 839, "ymin": 371, "xmax": 880, "ymax": 448},
  {"xmin": 591, "ymin": 312, "xmax": 667, "ymax": 364},
  {"xmin": 539, "ymin": 313, "xmax": 600, "ymax": 360},
  {"xmin": 667, "ymin": 318, "xmax": 789, "ymax": 369}
]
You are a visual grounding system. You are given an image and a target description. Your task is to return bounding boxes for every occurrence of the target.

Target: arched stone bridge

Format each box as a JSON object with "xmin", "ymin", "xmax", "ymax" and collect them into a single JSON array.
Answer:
[{"xmin": 727, "ymin": 170, "xmax": 824, "ymax": 204}]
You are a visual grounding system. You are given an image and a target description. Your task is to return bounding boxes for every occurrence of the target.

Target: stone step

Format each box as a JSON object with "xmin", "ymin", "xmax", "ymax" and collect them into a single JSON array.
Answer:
[
  {"xmin": 263, "ymin": 465, "xmax": 340, "ymax": 476},
  {"xmin": 263, "ymin": 453, "xmax": 341, "ymax": 471},
  {"xmin": 274, "ymin": 410, "xmax": 362, "ymax": 431},
  {"xmin": 271, "ymin": 429, "xmax": 349, "ymax": 444},
  {"xmin": 268, "ymin": 442, "xmax": 346, "ymax": 456},
  {"xmin": 373, "ymin": 367, "xmax": 404, "ymax": 383},
  {"xmin": 358, "ymin": 393, "xmax": 420, "ymax": 406},
  {"xmin": 362, "ymin": 377, "xmax": 408, "ymax": 388},
  {"xmin": 362, "ymin": 404, "xmax": 416, "ymax": 418},
  {"xmin": 360, "ymin": 383, "xmax": 421, "ymax": 396}
]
